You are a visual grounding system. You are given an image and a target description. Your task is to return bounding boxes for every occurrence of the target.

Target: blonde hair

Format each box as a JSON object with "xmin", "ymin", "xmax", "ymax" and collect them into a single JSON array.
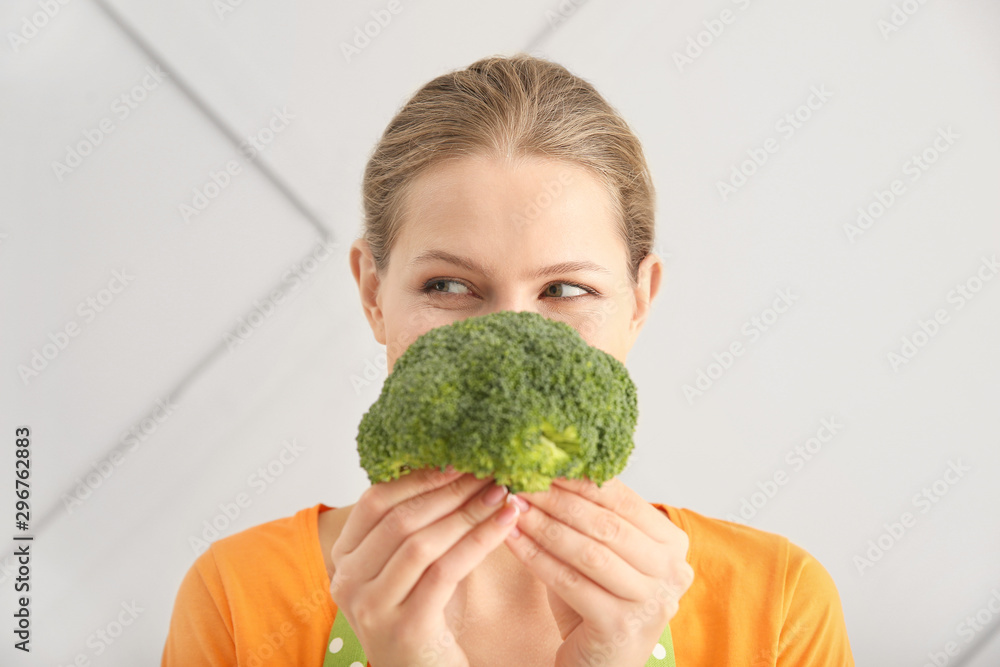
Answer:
[{"xmin": 361, "ymin": 52, "xmax": 656, "ymax": 286}]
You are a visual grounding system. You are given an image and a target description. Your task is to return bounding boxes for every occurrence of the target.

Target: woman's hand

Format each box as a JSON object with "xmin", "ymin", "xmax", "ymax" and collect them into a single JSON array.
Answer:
[
  {"xmin": 505, "ymin": 476, "xmax": 694, "ymax": 667},
  {"xmin": 329, "ymin": 468, "xmax": 521, "ymax": 667}
]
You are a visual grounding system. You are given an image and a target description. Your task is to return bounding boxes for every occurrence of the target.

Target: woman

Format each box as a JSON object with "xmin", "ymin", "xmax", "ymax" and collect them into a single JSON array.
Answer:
[{"xmin": 162, "ymin": 53, "xmax": 854, "ymax": 666}]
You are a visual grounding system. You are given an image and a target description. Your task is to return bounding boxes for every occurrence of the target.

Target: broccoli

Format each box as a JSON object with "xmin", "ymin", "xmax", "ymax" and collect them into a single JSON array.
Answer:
[{"xmin": 356, "ymin": 310, "xmax": 638, "ymax": 493}]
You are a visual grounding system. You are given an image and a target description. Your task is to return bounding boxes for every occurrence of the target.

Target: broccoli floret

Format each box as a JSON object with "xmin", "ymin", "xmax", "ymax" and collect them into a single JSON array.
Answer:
[{"xmin": 356, "ymin": 310, "xmax": 638, "ymax": 493}]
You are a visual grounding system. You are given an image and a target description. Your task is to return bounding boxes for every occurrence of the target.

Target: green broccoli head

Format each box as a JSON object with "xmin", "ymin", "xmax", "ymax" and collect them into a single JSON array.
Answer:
[{"xmin": 356, "ymin": 310, "xmax": 638, "ymax": 493}]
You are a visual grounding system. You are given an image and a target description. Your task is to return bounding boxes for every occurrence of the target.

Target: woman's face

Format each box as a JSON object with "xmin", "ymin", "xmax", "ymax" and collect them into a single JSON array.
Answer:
[{"xmin": 350, "ymin": 154, "xmax": 662, "ymax": 373}]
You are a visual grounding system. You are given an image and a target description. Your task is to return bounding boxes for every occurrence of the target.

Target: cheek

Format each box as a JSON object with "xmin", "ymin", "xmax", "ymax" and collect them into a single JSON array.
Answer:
[
  {"xmin": 383, "ymin": 306, "xmax": 450, "ymax": 365},
  {"xmin": 569, "ymin": 299, "xmax": 632, "ymax": 353},
  {"xmin": 565, "ymin": 312, "xmax": 612, "ymax": 349}
]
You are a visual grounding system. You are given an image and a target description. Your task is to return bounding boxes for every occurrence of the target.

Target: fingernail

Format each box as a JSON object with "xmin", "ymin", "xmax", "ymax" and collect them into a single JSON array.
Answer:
[
  {"xmin": 494, "ymin": 500, "xmax": 519, "ymax": 525},
  {"xmin": 482, "ymin": 484, "xmax": 508, "ymax": 507},
  {"xmin": 508, "ymin": 524, "xmax": 521, "ymax": 539},
  {"xmin": 510, "ymin": 494, "xmax": 530, "ymax": 513}
]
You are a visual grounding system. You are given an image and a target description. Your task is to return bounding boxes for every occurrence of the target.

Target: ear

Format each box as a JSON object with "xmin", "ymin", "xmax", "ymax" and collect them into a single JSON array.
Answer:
[
  {"xmin": 350, "ymin": 237, "xmax": 387, "ymax": 345},
  {"xmin": 627, "ymin": 251, "xmax": 663, "ymax": 344}
]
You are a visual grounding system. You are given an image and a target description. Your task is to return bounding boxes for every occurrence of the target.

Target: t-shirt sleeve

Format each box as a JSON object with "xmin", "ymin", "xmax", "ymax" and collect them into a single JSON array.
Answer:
[
  {"xmin": 161, "ymin": 548, "xmax": 238, "ymax": 667},
  {"xmin": 776, "ymin": 541, "xmax": 855, "ymax": 666}
]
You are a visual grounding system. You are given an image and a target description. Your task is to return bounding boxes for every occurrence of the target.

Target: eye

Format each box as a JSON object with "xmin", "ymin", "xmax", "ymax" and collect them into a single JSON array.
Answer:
[
  {"xmin": 420, "ymin": 279, "xmax": 598, "ymax": 299},
  {"xmin": 423, "ymin": 279, "xmax": 471, "ymax": 295},
  {"xmin": 543, "ymin": 283, "xmax": 593, "ymax": 298}
]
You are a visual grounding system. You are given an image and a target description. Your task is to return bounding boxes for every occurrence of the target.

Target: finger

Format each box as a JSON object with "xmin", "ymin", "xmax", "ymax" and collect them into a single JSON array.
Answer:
[
  {"xmin": 334, "ymin": 467, "xmax": 465, "ymax": 555},
  {"xmin": 503, "ymin": 522, "xmax": 613, "ymax": 623},
  {"xmin": 340, "ymin": 474, "xmax": 494, "ymax": 583},
  {"xmin": 548, "ymin": 477, "xmax": 675, "ymax": 543},
  {"xmin": 514, "ymin": 502, "xmax": 650, "ymax": 600},
  {"xmin": 402, "ymin": 497, "xmax": 520, "ymax": 614},
  {"xmin": 379, "ymin": 484, "xmax": 519, "ymax": 609},
  {"xmin": 514, "ymin": 483, "xmax": 664, "ymax": 577}
]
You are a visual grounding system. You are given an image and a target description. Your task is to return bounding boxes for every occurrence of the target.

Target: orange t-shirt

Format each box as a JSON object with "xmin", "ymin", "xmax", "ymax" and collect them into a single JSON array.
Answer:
[{"xmin": 160, "ymin": 502, "xmax": 854, "ymax": 666}]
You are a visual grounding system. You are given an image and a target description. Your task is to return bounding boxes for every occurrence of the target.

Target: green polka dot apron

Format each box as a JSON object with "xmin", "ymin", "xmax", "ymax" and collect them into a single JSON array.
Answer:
[{"xmin": 323, "ymin": 606, "xmax": 675, "ymax": 666}]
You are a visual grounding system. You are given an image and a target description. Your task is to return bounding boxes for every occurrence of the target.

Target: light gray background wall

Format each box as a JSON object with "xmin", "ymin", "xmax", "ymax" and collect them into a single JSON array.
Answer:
[{"xmin": 2, "ymin": 0, "xmax": 998, "ymax": 665}]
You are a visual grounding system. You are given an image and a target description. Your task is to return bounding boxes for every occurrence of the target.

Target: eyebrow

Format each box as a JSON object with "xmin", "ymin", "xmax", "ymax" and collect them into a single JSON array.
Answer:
[{"xmin": 409, "ymin": 249, "xmax": 611, "ymax": 279}]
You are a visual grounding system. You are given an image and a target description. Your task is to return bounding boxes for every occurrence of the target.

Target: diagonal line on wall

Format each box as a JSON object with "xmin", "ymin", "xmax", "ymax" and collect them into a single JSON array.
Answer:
[
  {"xmin": 0, "ymin": 1, "xmax": 341, "ymax": 563},
  {"xmin": 2, "ymin": 0, "xmax": 613, "ymax": 570},
  {"xmin": 2, "ymin": 237, "xmax": 339, "ymax": 561},
  {"xmin": 523, "ymin": 0, "xmax": 596, "ymax": 53},
  {"xmin": 951, "ymin": 597, "xmax": 1000, "ymax": 666},
  {"xmin": 90, "ymin": 0, "xmax": 331, "ymax": 239}
]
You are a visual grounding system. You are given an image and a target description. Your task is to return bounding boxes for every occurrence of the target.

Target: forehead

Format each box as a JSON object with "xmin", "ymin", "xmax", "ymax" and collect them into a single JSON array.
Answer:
[{"xmin": 395, "ymin": 155, "xmax": 622, "ymax": 262}]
